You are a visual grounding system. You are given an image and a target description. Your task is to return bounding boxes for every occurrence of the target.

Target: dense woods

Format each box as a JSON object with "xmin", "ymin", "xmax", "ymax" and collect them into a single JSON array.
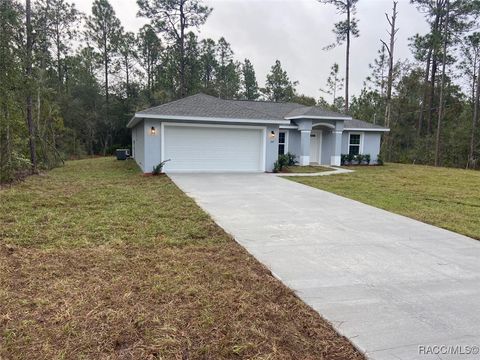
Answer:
[{"xmin": 0, "ymin": 0, "xmax": 480, "ymax": 182}]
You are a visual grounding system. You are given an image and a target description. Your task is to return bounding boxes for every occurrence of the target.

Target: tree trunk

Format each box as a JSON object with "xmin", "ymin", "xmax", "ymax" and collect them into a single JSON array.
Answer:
[
  {"xmin": 345, "ymin": 3, "xmax": 350, "ymax": 113},
  {"xmin": 179, "ymin": 1, "xmax": 186, "ymax": 98},
  {"xmin": 434, "ymin": 0, "xmax": 450, "ymax": 167},
  {"xmin": 25, "ymin": 0, "xmax": 37, "ymax": 173},
  {"xmin": 468, "ymin": 59, "xmax": 480, "ymax": 167},
  {"xmin": 384, "ymin": 1, "xmax": 397, "ymax": 130},
  {"xmin": 427, "ymin": 6, "xmax": 442, "ymax": 134},
  {"xmin": 417, "ymin": 47, "xmax": 432, "ymax": 136}
]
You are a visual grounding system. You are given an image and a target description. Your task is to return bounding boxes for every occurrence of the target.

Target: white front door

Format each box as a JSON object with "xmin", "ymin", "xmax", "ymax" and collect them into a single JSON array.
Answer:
[{"xmin": 309, "ymin": 130, "xmax": 322, "ymax": 163}]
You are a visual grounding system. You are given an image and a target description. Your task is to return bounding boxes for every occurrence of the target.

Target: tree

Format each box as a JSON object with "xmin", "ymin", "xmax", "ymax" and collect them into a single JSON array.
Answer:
[
  {"xmin": 381, "ymin": 1, "xmax": 398, "ymax": 132},
  {"xmin": 434, "ymin": 0, "xmax": 450, "ymax": 166},
  {"xmin": 262, "ymin": 60, "xmax": 297, "ymax": 102},
  {"xmin": 25, "ymin": 0, "xmax": 37, "ymax": 172},
  {"xmin": 85, "ymin": 0, "xmax": 121, "ymax": 105},
  {"xmin": 137, "ymin": 0, "xmax": 212, "ymax": 98},
  {"xmin": 320, "ymin": 62, "xmax": 343, "ymax": 105},
  {"xmin": 118, "ymin": 31, "xmax": 138, "ymax": 98},
  {"xmin": 319, "ymin": 0, "xmax": 359, "ymax": 113},
  {"xmin": 199, "ymin": 38, "xmax": 217, "ymax": 94},
  {"xmin": 215, "ymin": 37, "xmax": 234, "ymax": 98},
  {"xmin": 35, "ymin": 0, "xmax": 80, "ymax": 87},
  {"xmin": 461, "ymin": 33, "xmax": 480, "ymax": 167},
  {"xmin": 241, "ymin": 59, "xmax": 259, "ymax": 100},
  {"xmin": 137, "ymin": 24, "xmax": 162, "ymax": 95}
]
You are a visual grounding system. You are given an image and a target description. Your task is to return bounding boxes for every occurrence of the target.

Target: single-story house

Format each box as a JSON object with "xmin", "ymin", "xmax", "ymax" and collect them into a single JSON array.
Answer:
[{"xmin": 127, "ymin": 93, "xmax": 389, "ymax": 173}]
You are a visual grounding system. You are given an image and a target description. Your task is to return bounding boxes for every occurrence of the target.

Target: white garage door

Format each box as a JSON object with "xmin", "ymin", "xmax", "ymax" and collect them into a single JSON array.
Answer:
[{"xmin": 163, "ymin": 124, "xmax": 265, "ymax": 172}]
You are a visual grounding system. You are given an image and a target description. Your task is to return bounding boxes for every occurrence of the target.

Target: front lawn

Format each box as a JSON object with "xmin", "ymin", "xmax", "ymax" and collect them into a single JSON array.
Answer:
[
  {"xmin": 281, "ymin": 165, "xmax": 332, "ymax": 173},
  {"xmin": 0, "ymin": 158, "xmax": 362, "ymax": 359},
  {"xmin": 289, "ymin": 163, "xmax": 480, "ymax": 240}
]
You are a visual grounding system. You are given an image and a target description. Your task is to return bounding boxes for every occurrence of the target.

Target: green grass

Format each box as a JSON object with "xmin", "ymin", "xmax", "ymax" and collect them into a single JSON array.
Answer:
[
  {"xmin": 281, "ymin": 165, "xmax": 332, "ymax": 173},
  {"xmin": 288, "ymin": 163, "xmax": 480, "ymax": 240},
  {"xmin": 0, "ymin": 157, "xmax": 362, "ymax": 359}
]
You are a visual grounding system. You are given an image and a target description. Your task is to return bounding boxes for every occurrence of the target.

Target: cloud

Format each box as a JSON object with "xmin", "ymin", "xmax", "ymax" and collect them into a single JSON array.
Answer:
[{"xmin": 75, "ymin": 0, "xmax": 429, "ymax": 99}]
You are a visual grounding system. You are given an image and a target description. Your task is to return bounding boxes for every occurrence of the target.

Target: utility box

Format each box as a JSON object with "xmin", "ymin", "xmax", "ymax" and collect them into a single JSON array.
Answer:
[{"xmin": 116, "ymin": 149, "xmax": 130, "ymax": 160}]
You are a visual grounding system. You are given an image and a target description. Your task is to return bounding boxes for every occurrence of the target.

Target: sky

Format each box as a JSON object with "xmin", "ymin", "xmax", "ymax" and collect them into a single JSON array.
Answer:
[{"xmin": 74, "ymin": 0, "xmax": 430, "ymax": 100}]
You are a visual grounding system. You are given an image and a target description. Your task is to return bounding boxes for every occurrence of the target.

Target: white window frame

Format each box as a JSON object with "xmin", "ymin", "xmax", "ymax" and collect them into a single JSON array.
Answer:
[
  {"xmin": 348, "ymin": 132, "xmax": 364, "ymax": 155},
  {"xmin": 278, "ymin": 130, "xmax": 289, "ymax": 155}
]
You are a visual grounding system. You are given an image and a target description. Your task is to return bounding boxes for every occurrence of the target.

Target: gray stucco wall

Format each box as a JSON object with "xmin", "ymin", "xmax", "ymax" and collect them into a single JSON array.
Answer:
[
  {"xmin": 287, "ymin": 130, "xmax": 301, "ymax": 159},
  {"xmin": 266, "ymin": 125, "xmax": 280, "ymax": 172},
  {"xmin": 143, "ymin": 119, "xmax": 162, "ymax": 173},
  {"xmin": 132, "ymin": 120, "xmax": 145, "ymax": 171},
  {"xmin": 341, "ymin": 131, "xmax": 382, "ymax": 163}
]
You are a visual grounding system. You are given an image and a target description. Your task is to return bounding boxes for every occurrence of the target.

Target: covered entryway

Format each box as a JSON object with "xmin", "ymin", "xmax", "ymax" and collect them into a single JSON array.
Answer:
[{"xmin": 162, "ymin": 123, "xmax": 265, "ymax": 172}]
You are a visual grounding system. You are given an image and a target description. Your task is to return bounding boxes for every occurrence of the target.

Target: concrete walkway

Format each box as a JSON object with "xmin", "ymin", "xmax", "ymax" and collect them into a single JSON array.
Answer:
[
  {"xmin": 170, "ymin": 173, "xmax": 480, "ymax": 360},
  {"xmin": 275, "ymin": 165, "xmax": 355, "ymax": 177}
]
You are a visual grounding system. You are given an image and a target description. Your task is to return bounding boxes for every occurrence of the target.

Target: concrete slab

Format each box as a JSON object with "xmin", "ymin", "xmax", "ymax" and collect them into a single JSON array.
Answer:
[{"xmin": 169, "ymin": 173, "xmax": 480, "ymax": 360}]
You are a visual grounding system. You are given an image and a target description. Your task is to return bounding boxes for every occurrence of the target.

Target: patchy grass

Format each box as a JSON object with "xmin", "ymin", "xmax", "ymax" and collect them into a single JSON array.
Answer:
[
  {"xmin": 289, "ymin": 163, "xmax": 480, "ymax": 240},
  {"xmin": 281, "ymin": 165, "xmax": 332, "ymax": 173},
  {"xmin": 0, "ymin": 157, "xmax": 363, "ymax": 359}
]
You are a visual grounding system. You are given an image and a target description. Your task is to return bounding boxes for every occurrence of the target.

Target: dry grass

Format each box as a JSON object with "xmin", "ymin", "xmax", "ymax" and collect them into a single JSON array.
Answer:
[
  {"xmin": 0, "ymin": 157, "xmax": 363, "ymax": 359},
  {"xmin": 289, "ymin": 163, "xmax": 480, "ymax": 240}
]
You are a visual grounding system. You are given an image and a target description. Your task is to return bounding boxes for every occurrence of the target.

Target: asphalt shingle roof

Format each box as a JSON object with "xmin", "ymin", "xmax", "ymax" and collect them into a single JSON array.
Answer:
[{"xmin": 130, "ymin": 93, "xmax": 388, "ymax": 131}]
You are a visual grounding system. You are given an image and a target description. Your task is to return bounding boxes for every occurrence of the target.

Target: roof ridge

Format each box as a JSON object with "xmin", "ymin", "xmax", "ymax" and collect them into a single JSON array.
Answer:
[{"xmin": 136, "ymin": 93, "xmax": 214, "ymax": 113}]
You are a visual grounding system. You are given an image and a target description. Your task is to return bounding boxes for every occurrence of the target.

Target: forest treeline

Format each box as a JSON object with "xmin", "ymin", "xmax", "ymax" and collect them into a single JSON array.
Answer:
[{"xmin": 0, "ymin": 0, "xmax": 479, "ymax": 182}]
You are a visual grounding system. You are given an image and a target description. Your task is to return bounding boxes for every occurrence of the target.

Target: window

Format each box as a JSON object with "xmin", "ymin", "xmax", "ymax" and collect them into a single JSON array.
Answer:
[
  {"xmin": 348, "ymin": 134, "xmax": 361, "ymax": 155},
  {"xmin": 278, "ymin": 131, "xmax": 288, "ymax": 155}
]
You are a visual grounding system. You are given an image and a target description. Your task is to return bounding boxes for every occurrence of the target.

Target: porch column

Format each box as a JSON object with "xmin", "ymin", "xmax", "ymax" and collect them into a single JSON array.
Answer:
[
  {"xmin": 299, "ymin": 130, "xmax": 311, "ymax": 165},
  {"xmin": 330, "ymin": 121, "xmax": 344, "ymax": 166}
]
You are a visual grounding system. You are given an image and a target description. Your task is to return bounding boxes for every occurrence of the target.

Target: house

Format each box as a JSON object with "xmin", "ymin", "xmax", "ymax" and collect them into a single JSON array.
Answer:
[{"xmin": 127, "ymin": 93, "xmax": 389, "ymax": 173}]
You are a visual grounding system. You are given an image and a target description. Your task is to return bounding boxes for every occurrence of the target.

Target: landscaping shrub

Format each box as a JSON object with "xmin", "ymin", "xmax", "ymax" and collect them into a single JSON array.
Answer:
[
  {"xmin": 377, "ymin": 154, "xmax": 384, "ymax": 165},
  {"xmin": 355, "ymin": 154, "xmax": 364, "ymax": 165},
  {"xmin": 346, "ymin": 153, "xmax": 355, "ymax": 165},
  {"xmin": 364, "ymin": 154, "xmax": 371, "ymax": 165},
  {"xmin": 273, "ymin": 154, "xmax": 290, "ymax": 173},
  {"xmin": 152, "ymin": 159, "xmax": 171, "ymax": 175},
  {"xmin": 341, "ymin": 154, "xmax": 347, "ymax": 166},
  {"xmin": 285, "ymin": 152, "xmax": 297, "ymax": 166}
]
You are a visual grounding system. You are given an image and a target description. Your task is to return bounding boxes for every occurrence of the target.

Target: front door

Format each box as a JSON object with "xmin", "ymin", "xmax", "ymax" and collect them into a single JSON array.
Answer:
[{"xmin": 309, "ymin": 130, "xmax": 322, "ymax": 164}]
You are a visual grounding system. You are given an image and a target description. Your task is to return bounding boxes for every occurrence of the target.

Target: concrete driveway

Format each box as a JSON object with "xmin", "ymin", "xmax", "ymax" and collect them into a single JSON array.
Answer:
[{"xmin": 170, "ymin": 173, "xmax": 480, "ymax": 360}]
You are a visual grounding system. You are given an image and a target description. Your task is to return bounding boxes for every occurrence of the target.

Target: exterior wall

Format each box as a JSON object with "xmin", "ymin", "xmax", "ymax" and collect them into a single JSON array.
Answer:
[
  {"xmin": 144, "ymin": 119, "xmax": 162, "ymax": 172},
  {"xmin": 132, "ymin": 120, "xmax": 145, "ymax": 171},
  {"xmin": 266, "ymin": 125, "xmax": 280, "ymax": 172},
  {"xmin": 341, "ymin": 131, "xmax": 383, "ymax": 163},
  {"xmin": 287, "ymin": 130, "xmax": 301, "ymax": 159},
  {"xmin": 133, "ymin": 119, "xmax": 279, "ymax": 173}
]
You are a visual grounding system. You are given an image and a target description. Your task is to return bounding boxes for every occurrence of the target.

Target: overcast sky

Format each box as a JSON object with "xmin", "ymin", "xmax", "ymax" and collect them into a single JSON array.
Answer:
[{"xmin": 74, "ymin": 0, "xmax": 430, "ymax": 99}]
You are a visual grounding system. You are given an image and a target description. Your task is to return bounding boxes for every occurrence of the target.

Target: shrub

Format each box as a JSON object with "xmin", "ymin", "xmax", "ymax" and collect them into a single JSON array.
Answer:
[
  {"xmin": 273, "ymin": 154, "xmax": 290, "ymax": 173},
  {"xmin": 346, "ymin": 153, "xmax": 355, "ymax": 164},
  {"xmin": 152, "ymin": 159, "xmax": 171, "ymax": 175},
  {"xmin": 364, "ymin": 154, "xmax": 371, "ymax": 165},
  {"xmin": 285, "ymin": 152, "xmax": 297, "ymax": 166},
  {"xmin": 355, "ymin": 154, "xmax": 364, "ymax": 165},
  {"xmin": 341, "ymin": 154, "xmax": 347, "ymax": 166},
  {"xmin": 377, "ymin": 154, "xmax": 384, "ymax": 165}
]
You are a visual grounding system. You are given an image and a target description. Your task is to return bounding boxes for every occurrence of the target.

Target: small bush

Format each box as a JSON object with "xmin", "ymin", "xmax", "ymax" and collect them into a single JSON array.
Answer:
[
  {"xmin": 355, "ymin": 154, "xmax": 364, "ymax": 165},
  {"xmin": 341, "ymin": 154, "xmax": 347, "ymax": 166},
  {"xmin": 285, "ymin": 152, "xmax": 297, "ymax": 166},
  {"xmin": 273, "ymin": 154, "xmax": 290, "ymax": 173},
  {"xmin": 346, "ymin": 153, "xmax": 355, "ymax": 164},
  {"xmin": 152, "ymin": 159, "xmax": 171, "ymax": 175},
  {"xmin": 377, "ymin": 154, "xmax": 384, "ymax": 165},
  {"xmin": 364, "ymin": 154, "xmax": 371, "ymax": 165}
]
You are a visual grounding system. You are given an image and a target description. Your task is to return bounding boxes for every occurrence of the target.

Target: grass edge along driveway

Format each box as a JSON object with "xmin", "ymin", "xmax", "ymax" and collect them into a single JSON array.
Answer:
[
  {"xmin": 288, "ymin": 163, "xmax": 480, "ymax": 240},
  {"xmin": 0, "ymin": 157, "xmax": 363, "ymax": 359}
]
